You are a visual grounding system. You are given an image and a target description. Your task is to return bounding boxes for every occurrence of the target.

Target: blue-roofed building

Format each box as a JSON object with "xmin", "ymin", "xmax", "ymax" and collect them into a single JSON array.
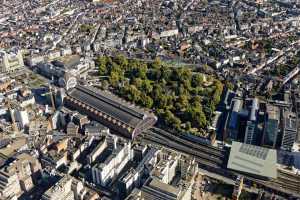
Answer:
[
  {"xmin": 226, "ymin": 98, "xmax": 243, "ymax": 140},
  {"xmin": 263, "ymin": 119, "xmax": 279, "ymax": 148},
  {"xmin": 229, "ymin": 112, "xmax": 239, "ymax": 130},
  {"xmin": 244, "ymin": 121, "xmax": 257, "ymax": 145}
]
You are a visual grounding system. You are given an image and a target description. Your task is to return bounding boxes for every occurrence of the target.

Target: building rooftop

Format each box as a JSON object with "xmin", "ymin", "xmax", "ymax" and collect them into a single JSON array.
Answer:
[
  {"xmin": 284, "ymin": 111, "xmax": 297, "ymax": 130},
  {"xmin": 68, "ymin": 85, "xmax": 146, "ymax": 126},
  {"xmin": 65, "ymin": 84, "xmax": 157, "ymax": 138},
  {"xmin": 149, "ymin": 178, "xmax": 179, "ymax": 195},
  {"xmin": 227, "ymin": 141, "xmax": 277, "ymax": 179},
  {"xmin": 0, "ymin": 137, "xmax": 27, "ymax": 157},
  {"xmin": 42, "ymin": 174, "xmax": 73, "ymax": 199},
  {"xmin": 84, "ymin": 121, "xmax": 109, "ymax": 134},
  {"xmin": 141, "ymin": 177, "xmax": 179, "ymax": 200},
  {"xmin": 266, "ymin": 105, "xmax": 280, "ymax": 120}
]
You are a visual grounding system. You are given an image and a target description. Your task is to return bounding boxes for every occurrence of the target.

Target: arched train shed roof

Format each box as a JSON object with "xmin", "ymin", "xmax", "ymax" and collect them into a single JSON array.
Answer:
[{"xmin": 64, "ymin": 85, "xmax": 157, "ymax": 139}]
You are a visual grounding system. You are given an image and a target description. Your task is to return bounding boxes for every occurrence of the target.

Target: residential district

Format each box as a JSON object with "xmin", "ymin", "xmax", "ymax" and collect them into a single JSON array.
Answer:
[{"xmin": 0, "ymin": 0, "xmax": 299, "ymax": 200}]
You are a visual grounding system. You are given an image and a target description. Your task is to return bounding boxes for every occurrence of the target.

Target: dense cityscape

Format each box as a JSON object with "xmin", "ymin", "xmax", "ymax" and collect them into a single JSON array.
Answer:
[{"xmin": 0, "ymin": 0, "xmax": 299, "ymax": 199}]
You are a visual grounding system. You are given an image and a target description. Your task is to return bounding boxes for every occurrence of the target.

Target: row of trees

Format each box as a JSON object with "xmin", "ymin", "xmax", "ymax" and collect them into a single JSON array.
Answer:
[{"xmin": 96, "ymin": 55, "xmax": 224, "ymax": 135}]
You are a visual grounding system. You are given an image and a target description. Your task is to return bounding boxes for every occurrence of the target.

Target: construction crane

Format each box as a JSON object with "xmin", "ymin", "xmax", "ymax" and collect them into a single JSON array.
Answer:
[{"xmin": 41, "ymin": 84, "xmax": 56, "ymax": 112}]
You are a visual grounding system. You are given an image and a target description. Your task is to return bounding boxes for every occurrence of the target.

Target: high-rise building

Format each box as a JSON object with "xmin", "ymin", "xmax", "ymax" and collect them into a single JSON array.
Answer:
[
  {"xmin": 0, "ymin": 50, "xmax": 24, "ymax": 73},
  {"xmin": 262, "ymin": 105, "xmax": 280, "ymax": 148},
  {"xmin": 244, "ymin": 121, "xmax": 257, "ymax": 145},
  {"xmin": 244, "ymin": 99, "xmax": 259, "ymax": 144},
  {"xmin": 281, "ymin": 111, "xmax": 297, "ymax": 151},
  {"xmin": 227, "ymin": 98, "xmax": 243, "ymax": 140}
]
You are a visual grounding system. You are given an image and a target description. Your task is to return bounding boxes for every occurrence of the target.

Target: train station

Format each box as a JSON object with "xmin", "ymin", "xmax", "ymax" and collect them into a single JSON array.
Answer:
[{"xmin": 64, "ymin": 84, "xmax": 157, "ymax": 139}]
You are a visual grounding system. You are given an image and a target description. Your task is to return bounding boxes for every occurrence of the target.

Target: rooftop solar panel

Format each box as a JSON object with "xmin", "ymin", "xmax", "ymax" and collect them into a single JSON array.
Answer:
[
  {"xmin": 228, "ymin": 142, "xmax": 277, "ymax": 179},
  {"xmin": 239, "ymin": 143, "xmax": 269, "ymax": 160}
]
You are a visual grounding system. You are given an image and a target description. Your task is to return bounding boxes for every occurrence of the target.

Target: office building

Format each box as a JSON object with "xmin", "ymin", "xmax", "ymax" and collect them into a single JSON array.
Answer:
[
  {"xmin": 244, "ymin": 98, "xmax": 259, "ymax": 144},
  {"xmin": 226, "ymin": 98, "xmax": 243, "ymax": 140},
  {"xmin": 281, "ymin": 111, "xmax": 297, "ymax": 151},
  {"xmin": 262, "ymin": 105, "xmax": 280, "ymax": 148},
  {"xmin": 244, "ymin": 121, "xmax": 257, "ymax": 145},
  {"xmin": 87, "ymin": 137, "xmax": 107, "ymax": 164},
  {"xmin": 91, "ymin": 137, "xmax": 133, "ymax": 186},
  {"xmin": 118, "ymin": 148, "xmax": 157, "ymax": 198}
]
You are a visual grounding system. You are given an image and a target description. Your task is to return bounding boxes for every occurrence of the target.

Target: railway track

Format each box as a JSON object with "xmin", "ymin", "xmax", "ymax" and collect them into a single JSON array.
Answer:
[
  {"xmin": 244, "ymin": 175, "xmax": 300, "ymax": 198},
  {"xmin": 140, "ymin": 128, "xmax": 300, "ymax": 198},
  {"xmin": 146, "ymin": 132, "xmax": 223, "ymax": 163},
  {"xmin": 150, "ymin": 127, "xmax": 225, "ymax": 158},
  {"xmin": 140, "ymin": 128, "xmax": 225, "ymax": 168},
  {"xmin": 141, "ymin": 134, "xmax": 222, "ymax": 169}
]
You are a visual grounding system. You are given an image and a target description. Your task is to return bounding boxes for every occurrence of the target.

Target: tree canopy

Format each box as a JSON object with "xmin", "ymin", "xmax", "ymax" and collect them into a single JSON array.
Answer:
[{"xmin": 96, "ymin": 54, "xmax": 224, "ymax": 135}]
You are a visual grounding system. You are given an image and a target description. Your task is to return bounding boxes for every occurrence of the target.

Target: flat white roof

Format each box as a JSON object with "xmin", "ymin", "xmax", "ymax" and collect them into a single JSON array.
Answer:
[{"xmin": 227, "ymin": 141, "xmax": 277, "ymax": 178}]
